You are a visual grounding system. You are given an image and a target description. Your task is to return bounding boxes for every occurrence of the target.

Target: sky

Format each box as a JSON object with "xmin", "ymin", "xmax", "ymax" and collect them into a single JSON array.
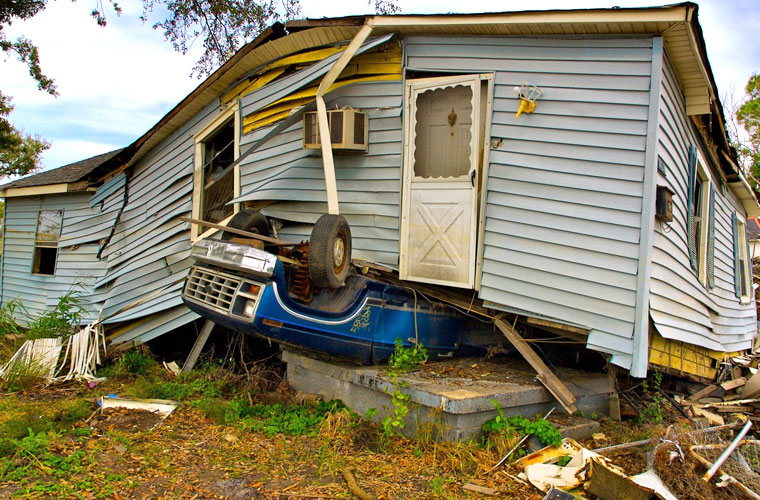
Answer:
[{"xmin": 3, "ymin": 0, "xmax": 759, "ymax": 171}]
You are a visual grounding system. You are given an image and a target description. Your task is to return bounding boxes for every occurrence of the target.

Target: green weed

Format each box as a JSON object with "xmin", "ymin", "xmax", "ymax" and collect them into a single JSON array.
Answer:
[
  {"xmin": 118, "ymin": 349, "xmax": 155, "ymax": 376},
  {"xmin": 481, "ymin": 400, "xmax": 561, "ymax": 454},
  {"xmin": 381, "ymin": 338, "xmax": 428, "ymax": 440},
  {"xmin": 639, "ymin": 371, "xmax": 665, "ymax": 424},
  {"xmin": 238, "ymin": 400, "xmax": 343, "ymax": 436}
]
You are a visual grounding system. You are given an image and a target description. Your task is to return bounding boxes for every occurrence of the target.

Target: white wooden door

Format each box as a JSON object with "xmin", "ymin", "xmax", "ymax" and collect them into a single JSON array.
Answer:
[{"xmin": 400, "ymin": 75, "xmax": 481, "ymax": 288}]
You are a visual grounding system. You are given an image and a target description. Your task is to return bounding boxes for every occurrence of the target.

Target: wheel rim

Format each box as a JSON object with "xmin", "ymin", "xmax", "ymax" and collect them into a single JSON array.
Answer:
[{"xmin": 333, "ymin": 232, "xmax": 347, "ymax": 272}]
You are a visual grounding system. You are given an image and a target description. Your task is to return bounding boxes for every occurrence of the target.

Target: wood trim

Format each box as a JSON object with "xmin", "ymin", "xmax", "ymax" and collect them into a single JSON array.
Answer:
[
  {"xmin": 368, "ymin": 7, "xmax": 688, "ymax": 27},
  {"xmin": 631, "ymin": 36, "xmax": 663, "ymax": 377},
  {"xmin": 475, "ymin": 74, "xmax": 494, "ymax": 292},
  {"xmin": 191, "ymin": 104, "xmax": 239, "ymax": 240},
  {"xmin": 0, "ymin": 184, "xmax": 70, "ymax": 197}
]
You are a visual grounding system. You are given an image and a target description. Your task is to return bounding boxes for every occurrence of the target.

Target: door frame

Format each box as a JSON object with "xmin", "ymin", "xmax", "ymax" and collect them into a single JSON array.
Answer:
[{"xmin": 399, "ymin": 73, "xmax": 494, "ymax": 289}]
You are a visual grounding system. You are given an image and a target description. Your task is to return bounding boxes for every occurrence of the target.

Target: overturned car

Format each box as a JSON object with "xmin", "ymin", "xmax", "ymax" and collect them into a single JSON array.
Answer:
[{"xmin": 182, "ymin": 210, "xmax": 508, "ymax": 364}]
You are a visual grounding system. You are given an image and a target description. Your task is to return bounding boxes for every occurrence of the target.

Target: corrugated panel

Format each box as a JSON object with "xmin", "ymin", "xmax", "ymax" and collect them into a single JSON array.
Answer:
[
  {"xmin": 238, "ymin": 80, "xmax": 403, "ymax": 266},
  {"xmin": 649, "ymin": 54, "xmax": 756, "ymax": 353},
  {"xmin": 403, "ymin": 36, "xmax": 653, "ymax": 370}
]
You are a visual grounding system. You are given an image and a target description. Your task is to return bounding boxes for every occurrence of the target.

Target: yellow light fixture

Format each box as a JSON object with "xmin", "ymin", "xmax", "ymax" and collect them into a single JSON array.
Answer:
[{"xmin": 513, "ymin": 82, "xmax": 542, "ymax": 118}]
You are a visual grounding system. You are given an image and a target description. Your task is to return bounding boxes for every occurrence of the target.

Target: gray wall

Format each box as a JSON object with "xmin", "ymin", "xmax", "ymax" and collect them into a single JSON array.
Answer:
[
  {"xmin": 238, "ymin": 81, "xmax": 404, "ymax": 266},
  {"xmin": 405, "ymin": 36, "xmax": 655, "ymax": 370},
  {"xmin": 650, "ymin": 55, "xmax": 756, "ymax": 353},
  {"xmin": 2, "ymin": 192, "xmax": 108, "ymax": 322}
]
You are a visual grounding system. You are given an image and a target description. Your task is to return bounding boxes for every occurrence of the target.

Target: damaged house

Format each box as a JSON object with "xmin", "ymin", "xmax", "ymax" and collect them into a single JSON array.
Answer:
[{"xmin": 1, "ymin": 2, "xmax": 757, "ymax": 382}]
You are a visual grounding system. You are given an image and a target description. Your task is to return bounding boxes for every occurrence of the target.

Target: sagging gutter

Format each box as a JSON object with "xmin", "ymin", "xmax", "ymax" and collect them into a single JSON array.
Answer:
[{"xmin": 315, "ymin": 20, "xmax": 375, "ymax": 215}]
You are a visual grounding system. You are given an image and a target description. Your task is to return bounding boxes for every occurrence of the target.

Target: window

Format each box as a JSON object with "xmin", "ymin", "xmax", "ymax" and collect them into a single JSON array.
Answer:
[
  {"xmin": 686, "ymin": 146, "xmax": 715, "ymax": 287},
  {"xmin": 733, "ymin": 213, "xmax": 752, "ymax": 302},
  {"xmin": 32, "ymin": 210, "xmax": 62, "ymax": 275},
  {"xmin": 192, "ymin": 106, "xmax": 239, "ymax": 239}
]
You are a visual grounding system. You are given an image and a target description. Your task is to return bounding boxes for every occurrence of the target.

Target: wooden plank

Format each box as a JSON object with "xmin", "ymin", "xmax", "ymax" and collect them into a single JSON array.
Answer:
[
  {"xmin": 182, "ymin": 320, "xmax": 215, "ymax": 373},
  {"xmin": 720, "ymin": 377, "xmax": 747, "ymax": 392},
  {"xmin": 688, "ymin": 384, "xmax": 719, "ymax": 401},
  {"xmin": 495, "ymin": 319, "xmax": 578, "ymax": 414},
  {"xmin": 180, "ymin": 216, "xmax": 293, "ymax": 246},
  {"xmin": 462, "ymin": 484, "xmax": 498, "ymax": 496}
]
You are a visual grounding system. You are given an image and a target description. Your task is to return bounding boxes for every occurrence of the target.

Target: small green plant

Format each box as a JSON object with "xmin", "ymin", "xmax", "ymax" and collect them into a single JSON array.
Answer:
[
  {"xmin": 639, "ymin": 371, "xmax": 665, "ymax": 424},
  {"xmin": 0, "ymin": 357, "xmax": 49, "ymax": 392},
  {"xmin": 481, "ymin": 400, "xmax": 562, "ymax": 452},
  {"xmin": 25, "ymin": 291, "xmax": 86, "ymax": 339},
  {"xmin": 117, "ymin": 349, "xmax": 155, "ymax": 376},
  {"xmin": 381, "ymin": 338, "xmax": 428, "ymax": 440}
]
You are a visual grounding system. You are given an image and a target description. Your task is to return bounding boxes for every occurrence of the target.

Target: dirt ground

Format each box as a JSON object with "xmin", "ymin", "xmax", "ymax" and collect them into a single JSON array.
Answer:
[{"xmin": 0, "ymin": 381, "xmax": 665, "ymax": 500}]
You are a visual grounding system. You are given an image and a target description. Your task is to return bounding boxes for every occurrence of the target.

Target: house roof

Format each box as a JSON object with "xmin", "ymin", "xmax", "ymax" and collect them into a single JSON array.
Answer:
[
  {"xmin": 0, "ymin": 149, "xmax": 122, "ymax": 197},
  {"xmin": 748, "ymin": 218, "xmax": 760, "ymax": 240}
]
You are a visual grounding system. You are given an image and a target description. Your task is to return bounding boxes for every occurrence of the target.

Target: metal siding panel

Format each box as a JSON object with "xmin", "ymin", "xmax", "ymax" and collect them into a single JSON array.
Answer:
[
  {"xmin": 650, "ymin": 54, "xmax": 755, "ymax": 353},
  {"xmin": 403, "ymin": 36, "xmax": 651, "ymax": 366}
]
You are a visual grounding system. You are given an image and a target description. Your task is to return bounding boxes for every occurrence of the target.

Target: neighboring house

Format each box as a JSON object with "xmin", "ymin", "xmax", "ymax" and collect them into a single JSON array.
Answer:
[
  {"xmin": 748, "ymin": 217, "xmax": 760, "ymax": 259},
  {"xmin": 1, "ymin": 2, "xmax": 757, "ymax": 379}
]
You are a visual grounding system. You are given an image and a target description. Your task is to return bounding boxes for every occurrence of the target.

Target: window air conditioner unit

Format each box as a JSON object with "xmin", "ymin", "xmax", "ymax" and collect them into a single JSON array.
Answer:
[{"xmin": 303, "ymin": 107, "xmax": 368, "ymax": 153}]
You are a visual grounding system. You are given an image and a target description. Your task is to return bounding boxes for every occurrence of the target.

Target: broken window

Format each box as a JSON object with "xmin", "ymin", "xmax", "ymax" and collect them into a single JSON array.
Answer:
[
  {"xmin": 202, "ymin": 119, "xmax": 235, "ymax": 224},
  {"xmin": 192, "ymin": 108, "xmax": 238, "ymax": 239},
  {"xmin": 32, "ymin": 210, "xmax": 62, "ymax": 275}
]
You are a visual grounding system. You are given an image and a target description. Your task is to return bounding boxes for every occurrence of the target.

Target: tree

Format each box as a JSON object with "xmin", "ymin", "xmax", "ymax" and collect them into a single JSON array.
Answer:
[
  {"xmin": 736, "ymin": 74, "xmax": 760, "ymax": 193},
  {"xmin": 1, "ymin": 0, "xmax": 56, "ymax": 178},
  {"xmin": 1, "ymin": 0, "xmax": 399, "ymax": 177}
]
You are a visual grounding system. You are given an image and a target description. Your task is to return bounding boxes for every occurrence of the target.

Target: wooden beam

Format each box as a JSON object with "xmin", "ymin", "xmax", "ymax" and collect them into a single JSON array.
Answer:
[
  {"xmin": 495, "ymin": 319, "xmax": 578, "ymax": 414},
  {"xmin": 180, "ymin": 216, "xmax": 293, "ymax": 246},
  {"xmin": 182, "ymin": 320, "xmax": 215, "ymax": 373}
]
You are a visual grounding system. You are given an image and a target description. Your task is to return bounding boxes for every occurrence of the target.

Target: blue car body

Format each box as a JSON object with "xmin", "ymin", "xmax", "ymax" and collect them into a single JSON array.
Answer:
[{"xmin": 182, "ymin": 239, "xmax": 501, "ymax": 363}]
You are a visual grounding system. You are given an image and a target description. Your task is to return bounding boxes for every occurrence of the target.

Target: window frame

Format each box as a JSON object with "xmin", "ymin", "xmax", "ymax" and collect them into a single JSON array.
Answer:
[
  {"xmin": 694, "ymin": 157, "xmax": 712, "ymax": 286},
  {"xmin": 31, "ymin": 209, "xmax": 63, "ymax": 276},
  {"xmin": 191, "ymin": 104, "xmax": 240, "ymax": 241},
  {"xmin": 735, "ymin": 212, "xmax": 753, "ymax": 303}
]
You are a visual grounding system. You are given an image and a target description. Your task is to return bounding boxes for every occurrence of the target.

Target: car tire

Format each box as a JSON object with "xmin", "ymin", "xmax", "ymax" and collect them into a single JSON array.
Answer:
[
  {"xmin": 309, "ymin": 214, "xmax": 352, "ymax": 289},
  {"xmin": 221, "ymin": 209, "xmax": 270, "ymax": 240}
]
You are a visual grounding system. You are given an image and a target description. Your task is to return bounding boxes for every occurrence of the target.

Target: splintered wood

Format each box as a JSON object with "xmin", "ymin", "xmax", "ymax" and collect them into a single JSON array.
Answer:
[{"xmin": 494, "ymin": 319, "xmax": 578, "ymax": 414}]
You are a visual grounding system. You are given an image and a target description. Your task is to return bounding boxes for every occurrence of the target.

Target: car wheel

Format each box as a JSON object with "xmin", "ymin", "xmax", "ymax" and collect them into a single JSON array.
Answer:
[
  {"xmin": 309, "ymin": 214, "xmax": 352, "ymax": 289},
  {"xmin": 221, "ymin": 209, "xmax": 270, "ymax": 240}
]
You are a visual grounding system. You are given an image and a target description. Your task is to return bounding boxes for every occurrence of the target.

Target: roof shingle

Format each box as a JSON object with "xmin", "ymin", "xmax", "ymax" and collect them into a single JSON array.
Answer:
[{"xmin": 0, "ymin": 149, "xmax": 122, "ymax": 191}]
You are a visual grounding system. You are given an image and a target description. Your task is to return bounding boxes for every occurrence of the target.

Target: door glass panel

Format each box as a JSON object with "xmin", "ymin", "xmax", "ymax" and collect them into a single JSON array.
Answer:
[{"xmin": 413, "ymin": 85, "xmax": 473, "ymax": 179}]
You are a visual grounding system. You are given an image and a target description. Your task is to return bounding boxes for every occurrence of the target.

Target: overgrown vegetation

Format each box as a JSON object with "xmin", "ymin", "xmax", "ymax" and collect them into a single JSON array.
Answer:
[
  {"xmin": 0, "ymin": 291, "xmax": 87, "ymax": 391},
  {"xmin": 0, "ymin": 291, "xmax": 85, "ymax": 341},
  {"xmin": 480, "ymin": 400, "xmax": 562, "ymax": 458},
  {"xmin": 381, "ymin": 338, "xmax": 428, "ymax": 440},
  {"xmin": 639, "ymin": 370, "xmax": 666, "ymax": 424}
]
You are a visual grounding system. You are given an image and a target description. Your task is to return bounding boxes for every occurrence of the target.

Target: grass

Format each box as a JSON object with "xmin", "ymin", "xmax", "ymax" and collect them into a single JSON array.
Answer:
[{"xmin": 0, "ymin": 343, "xmax": 671, "ymax": 499}]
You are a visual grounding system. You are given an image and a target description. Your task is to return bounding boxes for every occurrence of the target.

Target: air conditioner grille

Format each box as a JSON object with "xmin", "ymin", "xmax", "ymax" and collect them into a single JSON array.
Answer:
[
  {"xmin": 330, "ymin": 112, "xmax": 344, "ymax": 143},
  {"xmin": 354, "ymin": 113, "xmax": 365, "ymax": 144}
]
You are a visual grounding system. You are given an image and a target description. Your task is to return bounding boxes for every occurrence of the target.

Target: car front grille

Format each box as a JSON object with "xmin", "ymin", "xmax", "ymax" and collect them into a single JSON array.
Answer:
[{"xmin": 184, "ymin": 267, "xmax": 242, "ymax": 313}]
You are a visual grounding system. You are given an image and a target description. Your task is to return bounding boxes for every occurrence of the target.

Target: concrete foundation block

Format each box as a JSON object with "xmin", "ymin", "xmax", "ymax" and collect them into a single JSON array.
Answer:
[{"xmin": 283, "ymin": 350, "xmax": 615, "ymax": 442}]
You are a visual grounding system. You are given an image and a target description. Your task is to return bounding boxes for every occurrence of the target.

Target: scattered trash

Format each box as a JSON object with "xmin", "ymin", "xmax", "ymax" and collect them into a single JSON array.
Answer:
[
  {"xmin": 163, "ymin": 360, "xmax": 181, "ymax": 376},
  {"xmin": 462, "ymin": 482, "xmax": 498, "ymax": 496},
  {"xmin": 54, "ymin": 320, "xmax": 106, "ymax": 382},
  {"xmin": 100, "ymin": 395, "xmax": 178, "ymax": 418},
  {"xmin": 586, "ymin": 458, "xmax": 678, "ymax": 500},
  {"xmin": 542, "ymin": 486, "xmax": 574, "ymax": 500},
  {"xmin": 0, "ymin": 338, "xmax": 62, "ymax": 382},
  {"xmin": 517, "ymin": 438, "xmax": 618, "ymax": 492}
]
